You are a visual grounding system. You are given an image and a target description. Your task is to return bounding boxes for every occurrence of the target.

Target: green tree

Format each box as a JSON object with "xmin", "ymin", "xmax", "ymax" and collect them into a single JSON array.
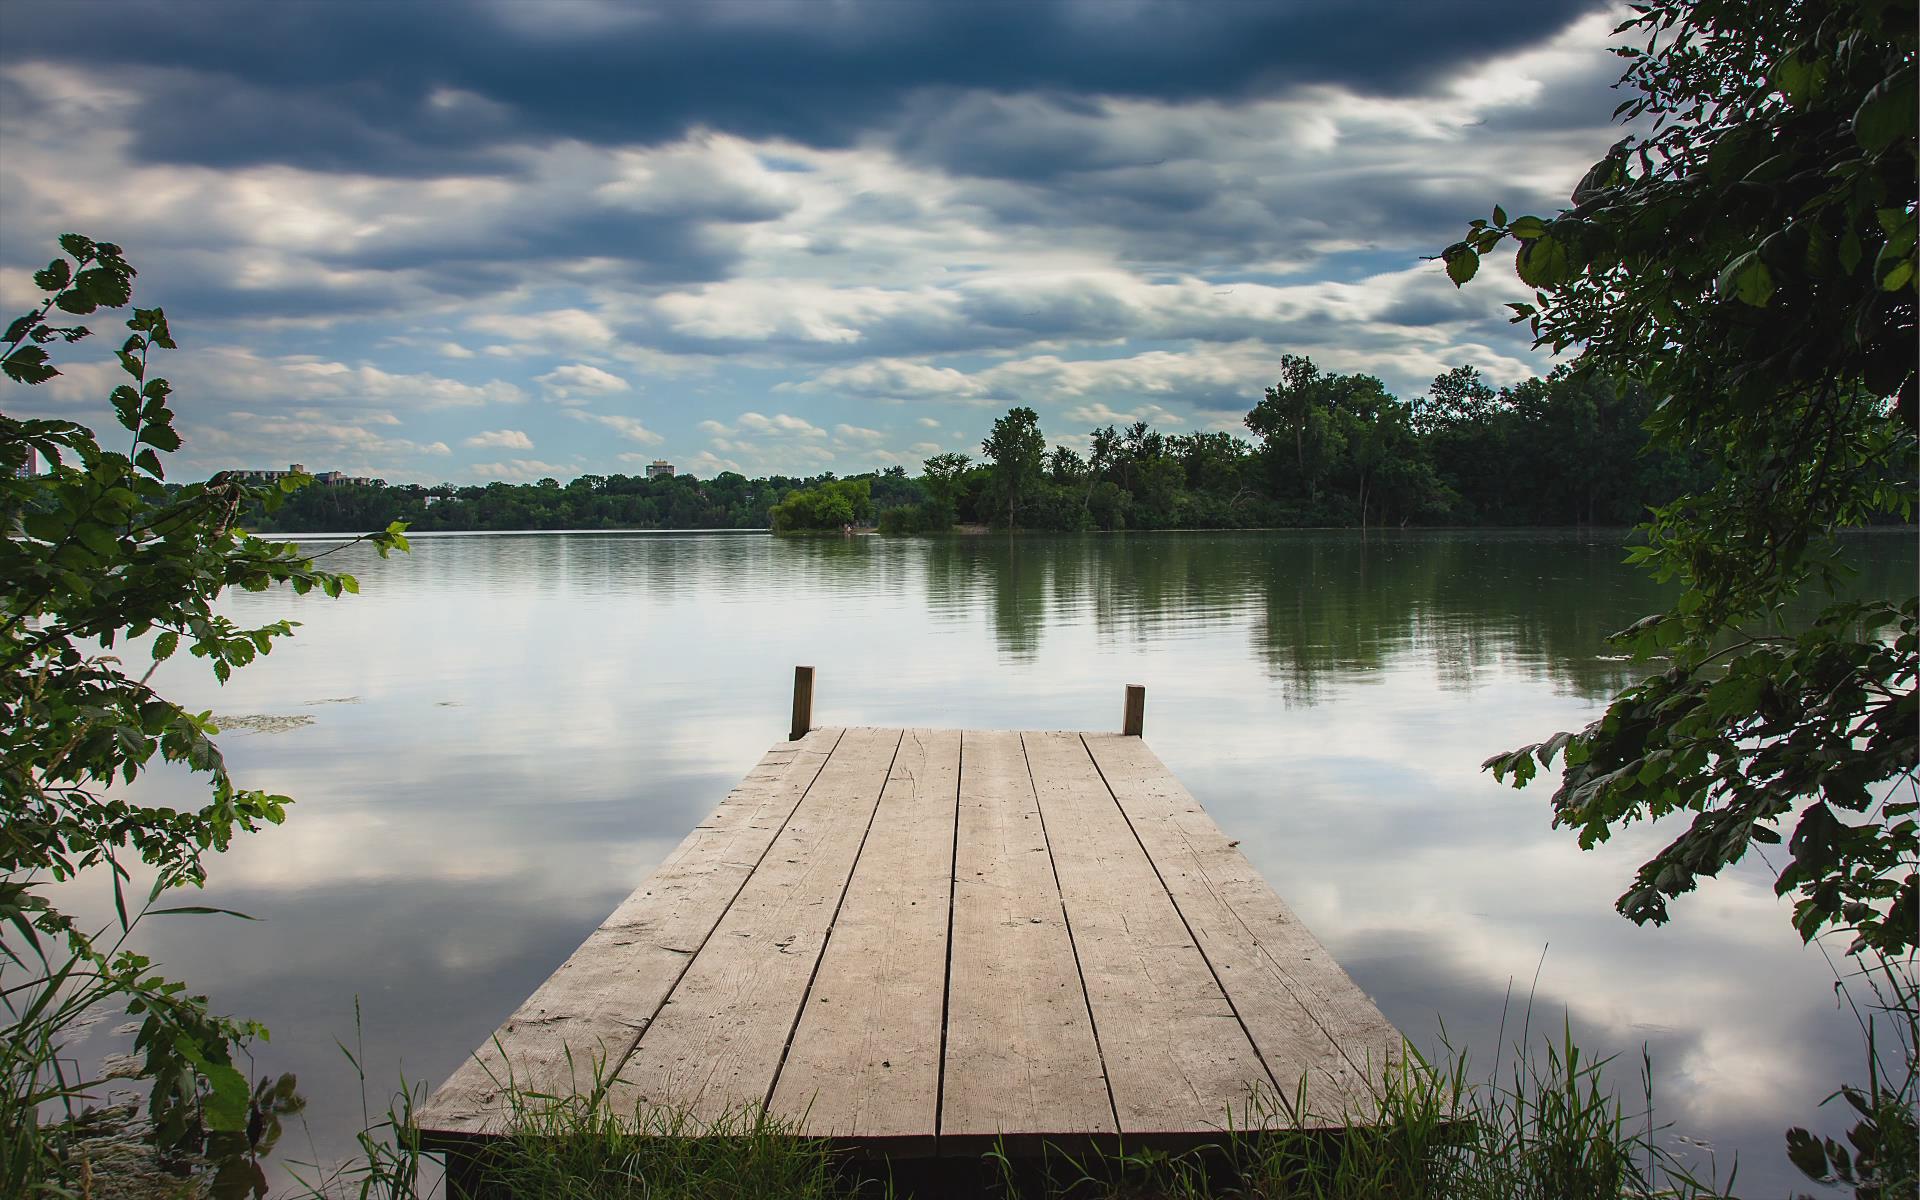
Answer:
[
  {"xmin": 769, "ymin": 478, "xmax": 871, "ymax": 532},
  {"xmin": 1245, "ymin": 355, "xmax": 1346, "ymax": 507},
  {"xmin": 920, "ymin": 451, "xmax": 972, "ymax": 529},
  {"xmin": 1445, "ymin": 0, "xmax": 1914, "ymax": 1187},
  {"xmin": 981, "ymin": 406, "xmax": 1046, "ymax": 529},
  {"xmin": 1454, "ymin": 0, "xmax": 1915, "ymax": 957},
  {"xmin": 2, "ymin": 235, "xmax": 407, "ymax": 1191}
]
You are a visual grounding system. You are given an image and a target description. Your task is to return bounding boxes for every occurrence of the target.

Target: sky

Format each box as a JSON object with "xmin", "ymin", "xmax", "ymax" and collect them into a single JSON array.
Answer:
[{"xmin": 0, "ymin": 0, "xmax": 1633, "ymax": 485}]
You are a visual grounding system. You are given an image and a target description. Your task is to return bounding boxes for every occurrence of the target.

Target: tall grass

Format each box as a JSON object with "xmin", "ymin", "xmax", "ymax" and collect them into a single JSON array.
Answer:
[
  {"xmin": 283, "ymin": 1014, "xmax": 1736, "ymax": 1200},
  {"xmin": 983, "ymin": 1024, "xmax": 1731, "ymax": 1200},
  {"xmin": 290, "ymin": 1039, "xmax": 885, "ymax": 1200}
]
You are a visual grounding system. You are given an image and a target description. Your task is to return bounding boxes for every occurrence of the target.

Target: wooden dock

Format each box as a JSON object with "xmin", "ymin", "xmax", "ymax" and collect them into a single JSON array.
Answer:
[{"xmin": 417, "ymin": 684, "xmax": 1402, "ymax": 1157}]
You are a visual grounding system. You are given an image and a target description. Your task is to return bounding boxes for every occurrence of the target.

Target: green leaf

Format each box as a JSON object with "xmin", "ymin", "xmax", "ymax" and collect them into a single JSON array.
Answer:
[
  {"xmin": 55, "ymin": 288, "xmax": 99, "ymax": 315},
  {"xmin": 3, "ymin": 313, "xmax": 41, "ymax": 344},
  {"xmin": 1, "ymin": 344, "xmax": 57, "ymax": 384},
  {"xmin": 1492, "ymin": 204, "xmax": 1507, "ymax": 226},
  {"xmin": 1853, "ymin": 71, "xmax": 1916, "ymax": 153},
  {"xmin": 173, "ymin": 1038, "xmax": 251, "ymax": 1133},
  {"xmin": 32, "ymin": 258, "xmax": 72, "ymax": 292},
  {"xmin": 1516, "ymin": 234, "xmax": 1571, "ymax": 287},
  {"xmin": 151, "ymin": 905, "xmax": 257, "ymax": 919},
  {"xmin": 75, "ymin": 266, "xmax": 133, "ymax": 309},
  {"xmin": 1716, "ymin": 251, "xmax": 1775, "ymax": 306},
  {"xmin": 1443, "ymin": 243, "xmax": 1480, "ymax": 286},
  {"xmin": 1705, "ymin": 672, "xmax": 1763, "ymax": 718},
  {"xmin": 152, "ymin": 631, "xmax": 180, "ymax": 661},
  {"xmin": 1772, "ymin": 53, "xmax": 1828, "ymax": 104},
  {"xmin": 1839, "ymin": 229, "xmax": 1863, "ymax": 273},
  {"xmin": 1508, "ymin": 215, "xmax": 1548, "ymax": 240},
  {"xmin": 110, "ymin": 384, "xmax": 141, "ymax": 431},
  {"xmin": 57, "ymin": 233, "xmax": 96, "ymax": 258}
]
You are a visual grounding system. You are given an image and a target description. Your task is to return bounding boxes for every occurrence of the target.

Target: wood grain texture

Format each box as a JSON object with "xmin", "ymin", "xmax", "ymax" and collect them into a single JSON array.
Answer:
[
  {"xmin": 939, "ymin": 729, "xmax": 1115, "ymax": 1146},
  {"xmin": 420, "ymin": 726, "xmax": 1408, "ymax": 1152},
  {"xmin": 416, "ymin": 729, "xmax": 843, "ymax": 1137},
  {"xmin": 1023, "ymin": 731, "xmax": 1269, "ymax": 1135},
  {"xmin": 790, "ymin": 666, "xmax": 815, "ymax": 743},
  {"xmin": 1081, "ymin": 733, "xmax": 1402, "ymax": 1124},
  {"xmin": 768, "ymin": 729, "xmax": 960, "ymax": 1144},
  {"xmin": 604, "ymin": 727, "xmax": 902, "ymax": 1123}
]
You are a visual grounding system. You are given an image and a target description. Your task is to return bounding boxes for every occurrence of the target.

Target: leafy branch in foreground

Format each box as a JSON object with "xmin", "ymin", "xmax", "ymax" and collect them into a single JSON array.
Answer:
[
  {"xmin": 1449, "ymin": 0, "xmax": 1916, "ymax": 957},
  {"xmin": 1, "ymin": 233, "xmax": 407, "ymax": 1196},
  {"xmin": 1444, "ymin": 0, "xmax": 1914, "ymax": 1193}
]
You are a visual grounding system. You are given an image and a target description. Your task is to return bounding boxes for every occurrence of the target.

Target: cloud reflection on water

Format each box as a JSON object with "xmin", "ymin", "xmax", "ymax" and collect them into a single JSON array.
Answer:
[{"xmin": 76, "ymin": 528, "xmax": 1913, "ymax": 1193}]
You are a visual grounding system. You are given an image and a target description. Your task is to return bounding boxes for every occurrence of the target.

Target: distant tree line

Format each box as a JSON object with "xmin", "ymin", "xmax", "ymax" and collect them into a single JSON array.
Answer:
[{"xmin": 246, "ymin": 359, "xmax": 1716, "ymax": 534}]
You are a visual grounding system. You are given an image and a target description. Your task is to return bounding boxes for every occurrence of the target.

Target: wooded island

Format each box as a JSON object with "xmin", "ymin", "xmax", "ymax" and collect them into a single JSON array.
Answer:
[{"xmin": 245, "ymin": 358, "xmax": 1713, "ymax": 535}]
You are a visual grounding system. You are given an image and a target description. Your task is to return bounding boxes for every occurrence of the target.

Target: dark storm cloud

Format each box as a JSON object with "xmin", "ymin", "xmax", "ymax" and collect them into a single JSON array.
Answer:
[{"xmin": 3, "ymin": 0, "xmax": 1611, "ymax": 174}]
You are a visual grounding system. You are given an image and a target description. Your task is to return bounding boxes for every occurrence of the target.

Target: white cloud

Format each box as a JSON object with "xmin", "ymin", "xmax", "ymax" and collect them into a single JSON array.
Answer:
[
  {"xmin": 569, "ymin": 411, "xmax": 662, "ymax": 444},
  {"xmin": 536, "ymin": 363, "xmax": 631, "ymax": 398},
  {"xmin": 734, "ymin": 411, "xmax": 825, "ymax": 438},
  {"xmin": 471, "ymin": 458, "xmax": 576, "ymax": 480},
  {"xmin": 469, "ymin": 309, "xmax": 616, "ymax": 347},
  {"xmin": 188, "ymin": 411, "xmax": 453, "ymax": 479},
  {"xmin": 1061, "ymin": 400, "xmax": 1183, "ymax": 427},
  {"xmin": 464, "ymin": 428, "xmax": 535, "ymax": 450},
  {"xmin": 679, "ymin": 450, "xmax": 743, "ymax": 475},
  {"xmin": 832, "ymin": 423, "xmax": 884, "ymax": 443},
  {"xmin": 785, "ymin": 359, "xmax": 991, "ymax": 402}
]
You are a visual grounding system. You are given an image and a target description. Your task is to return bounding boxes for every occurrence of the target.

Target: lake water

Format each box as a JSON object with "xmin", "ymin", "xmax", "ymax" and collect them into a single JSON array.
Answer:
[{"xmin": 69, "ymin": 529, "xmax": 1915, "ymax": 1194}]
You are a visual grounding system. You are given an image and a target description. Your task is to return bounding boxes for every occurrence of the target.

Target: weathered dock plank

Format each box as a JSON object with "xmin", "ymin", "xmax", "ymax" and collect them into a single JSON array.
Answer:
[
  {"xmin": 940, "ymin": 729, "xmax": 1115, "ymax": 1147},
  {"xmin": 415, "ymin": 729, "xmax": 842, "ymax": 1137},
  {"xmin": 418, "ymin": 714, "xmax": 1405, "ymax": 1157},
  {"xmin": 605, "ymin": 727, "xmax": 902, "ymax": 1122},
  {"xmin": 1082, "ymin": 732, "xmax": 1401, "ymax": 1123},
  {"xmin": 768, "ymin": 728, "xmax": 960, "ymax": 1144},
  {"xmin": 1023, "ymin": 731, "xmax": 1270, "ymax": 1136}
]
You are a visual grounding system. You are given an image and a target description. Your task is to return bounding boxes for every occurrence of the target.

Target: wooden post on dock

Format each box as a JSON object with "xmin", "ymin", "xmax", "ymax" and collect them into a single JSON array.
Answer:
[
  {"xmin": 791, "ymin": 666, "xmax": 815, "ymax": 742},
  {"xmin": 1123, "ymin": 684, "xmax": 1146, "ymax": 737}
]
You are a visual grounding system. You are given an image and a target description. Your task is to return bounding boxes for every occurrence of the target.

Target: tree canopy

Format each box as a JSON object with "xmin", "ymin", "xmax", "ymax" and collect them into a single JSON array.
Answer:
[
  {"xmin": 249, "ymin": 360, "xmax": 1716, "ymax": 538},
  {"xmin": 1452, "ymin": 0, "xmax": 1915, "ymax": 959},
  {"xmin": 1444, "ymin": 0, "xmax": 1913, "ymax": 1186}
]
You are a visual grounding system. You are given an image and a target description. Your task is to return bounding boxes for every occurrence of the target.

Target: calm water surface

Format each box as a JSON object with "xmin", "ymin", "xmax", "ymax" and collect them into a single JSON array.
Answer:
[{"xmin": 74, "ymin": 529, "xmax": 1915, "ymax": 1194}]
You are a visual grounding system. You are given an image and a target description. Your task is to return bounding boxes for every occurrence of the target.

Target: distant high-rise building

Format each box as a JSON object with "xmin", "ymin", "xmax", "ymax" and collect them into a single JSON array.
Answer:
[
  {"xmin": 646, "ymin": 460, "xmax": 675, "ymax": 479},
  {"xmin": 230, "ymin": 462, "xmax": 310, "ymax": 483},
  {"xmin": 226, "ymin": 463, "xmax": 379, "ymax": 487},
  {"xmin": 12, "ymin": 447, "xmax": 39, "ymax": 479}
]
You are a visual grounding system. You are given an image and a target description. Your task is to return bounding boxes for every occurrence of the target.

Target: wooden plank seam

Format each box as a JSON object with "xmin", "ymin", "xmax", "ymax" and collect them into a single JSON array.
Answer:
[
  {"xmin": 931, "ymin": 731, "xmax": 965, "ymax": 1146},
  {"xmin": 591, "ymin": 727, "xmax": 849, "ymax": 1108},
  {"xmin": 1075, "ymin": 732, "xmax": 1291, "ymax": 1126},
  {"xmin": 1079, "ymin": 733, "xmax": 1399, "ymax": 1122},
  {"xmin": 1020, "ymin": 732, "xmax": 1124, "ymax": 1138},
  {"xmin": 760, "ymin": 728, "xmax": 908, "ymax": 1115}
]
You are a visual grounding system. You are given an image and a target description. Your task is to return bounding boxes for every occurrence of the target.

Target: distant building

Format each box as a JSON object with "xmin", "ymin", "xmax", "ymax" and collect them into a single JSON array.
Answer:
[
  {"xmin": 228, "ymin": 463, "xmax": 380, "ymax": 487},
  {"xmin": 229, "ymin": 462, "xmax": 307, "ymax": 484},
  {"xmin": 12, "ymin": 448, "xmax": 39, "ymax": 479},
  {"xmin": 646, "ymin": 460, "xmax": 675, "ymax": 479}
]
